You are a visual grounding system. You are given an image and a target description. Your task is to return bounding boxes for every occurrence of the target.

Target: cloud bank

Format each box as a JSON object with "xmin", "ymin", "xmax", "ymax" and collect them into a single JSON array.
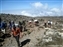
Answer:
[{"xmin": 21, "ymin": 2, "xmax": 62, "ymax": 17}]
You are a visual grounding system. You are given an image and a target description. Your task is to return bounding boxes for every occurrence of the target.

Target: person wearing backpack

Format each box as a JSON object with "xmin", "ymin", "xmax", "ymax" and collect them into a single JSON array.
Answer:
[
  {"xmin": 22, "ymin": 20, "xmax": 26, "ymax": 31},
  {"xmin": 11, "ymin": 25, "xmax": 21, "ymax": 47},
  {"xmin": 9, "ymin": 21, "xmax": 15, "ymax": 31},
  {"xmin": 19, "ymin": 21, "xmax": 23, "ymax": 32},
  {"xmin": 44, "ymin": 21, "xmax": 47, "ymax": 28},
  {"xmin": 1, "ymin": 21, "xmax": 7, "ymax": 34}
]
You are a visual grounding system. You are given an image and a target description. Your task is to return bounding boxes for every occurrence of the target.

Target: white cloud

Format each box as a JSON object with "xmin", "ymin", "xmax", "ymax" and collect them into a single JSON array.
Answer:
[
  {"xmin": 21, "ymin": 10, "xmax": 39, "ymax": 17},
  {"xmin": 46, "ymin": 11, "xmax": 53, "ymax": 16},
  {"xmin": 21, "ymin": 11, "xmax": 32, "ymax": 16},
  {"xmin": 31, "ymin": 2, "xmax": 48, "ymax": 10},
  {"xmin": 39, "ymin": 12, "xmax": 47, "ymax": 16},
  {"xmin": 21, "ymin": 2, "xmax": 62, "ymax": 17},
  {"xmin": 32, "ymin": 2, "xmax": 43, "ymax": 8},
  {"xmin": 51, "ymin": 8, "xmax": 60, "ymax": 12}
]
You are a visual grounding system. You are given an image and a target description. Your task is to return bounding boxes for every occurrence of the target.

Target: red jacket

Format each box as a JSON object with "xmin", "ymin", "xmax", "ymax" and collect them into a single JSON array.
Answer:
[{"xmin": 12, "ymin": 27, "xmax": 20, "ymax": 36}]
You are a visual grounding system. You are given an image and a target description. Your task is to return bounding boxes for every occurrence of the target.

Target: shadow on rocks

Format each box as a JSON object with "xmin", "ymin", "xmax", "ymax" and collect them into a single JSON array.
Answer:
[{"xmin": 20, "ymin": 39, "xmax": 30, "ymax": 47}]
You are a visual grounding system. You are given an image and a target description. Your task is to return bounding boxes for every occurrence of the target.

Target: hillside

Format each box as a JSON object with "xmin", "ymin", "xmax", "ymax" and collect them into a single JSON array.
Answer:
[
  {"xmin": 0, "ymin": 14, "xmax": 33, "ymax": 23},
  {"xmin": 0, "ymin": 14, "xmax": 63, "ymax": 47},
  {"xmin": 0, "ymin": 14, "xmax": 63, "ymax": 23}
]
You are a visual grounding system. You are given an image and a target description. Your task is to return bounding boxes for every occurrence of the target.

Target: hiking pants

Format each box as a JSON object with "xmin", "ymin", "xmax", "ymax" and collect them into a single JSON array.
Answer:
[{"xmin": 14, "ymin": 35, "xmax": 20, "ymax": 47}]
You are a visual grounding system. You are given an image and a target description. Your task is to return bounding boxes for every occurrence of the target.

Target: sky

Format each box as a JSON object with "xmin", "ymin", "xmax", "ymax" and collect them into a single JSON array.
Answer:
[{"xmin": 0, "ymin": 0, "xmax": 63, "ymax": 17}]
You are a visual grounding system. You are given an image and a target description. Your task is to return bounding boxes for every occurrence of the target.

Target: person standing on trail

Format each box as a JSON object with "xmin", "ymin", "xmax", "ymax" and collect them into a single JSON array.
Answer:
[
  {"xmin": 9, "ymin": 21, "xmax": 15, "ymax": 30},
  {"xmin": 22, "ymin": 20, "xmax": 26, "ymax": 31},
  {"xmin": 34, "ymin": 19, "xmax": 39, "ymax": 26},
  {"xmin": 19, "ymin": 21, "xmax": 23, "ymax": 32},
  {"xmin": 1, "ymin": 21, "xmax": 7, "ymax": 34},
  {"xmin": 44, "ymin": 20, "xmax": 47, "ymax": 28},
  {"xmin": 48, "ymin": 20, "xmax": 51, "ymax": 28},
  {"xmin": 9, "ymin": 21, "xmax": 12, "ymax": 30},
  {"xmin": 11, "ymin": 21, "xmax": 15, "ymax": 27},
  {"xmin": 11, "ymin": 25, "xmax": 22, "ymax": 47}
]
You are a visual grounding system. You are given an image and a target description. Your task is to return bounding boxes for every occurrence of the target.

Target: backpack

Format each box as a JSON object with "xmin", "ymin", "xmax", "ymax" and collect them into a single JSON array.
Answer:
[{"xmin": 1, "ymin": 22, "xmax": 7, "ymax": 29}]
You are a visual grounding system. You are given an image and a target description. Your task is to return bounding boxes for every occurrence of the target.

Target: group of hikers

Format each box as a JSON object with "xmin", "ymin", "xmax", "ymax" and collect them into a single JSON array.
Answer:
[
  {"xmin": 0, "ymin": 17, "xmax": 26, "ymax": 47},
  {"xmin": 44, "ymin": 20, "xmax": 52, "ymax": 28},
  {"xmin": 28, "ymin": 19, "xmax": 39, "ymax": 27},
  {"xmin": 28, "ymin": 19, "xmax": 52, "ymax": 28},
  {"xmin": 0, "ymin": 17, "xmax": 52, "ymax": 47}
]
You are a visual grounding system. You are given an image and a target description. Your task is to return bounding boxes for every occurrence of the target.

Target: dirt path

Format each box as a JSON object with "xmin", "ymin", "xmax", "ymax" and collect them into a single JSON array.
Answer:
[
  {"xmin": 20, "ymin": 27, "xmax": 45, "ymax": 47},
  {"xmin": 1, "ymin": 27, "xmax": 45, "ymax": 47}
]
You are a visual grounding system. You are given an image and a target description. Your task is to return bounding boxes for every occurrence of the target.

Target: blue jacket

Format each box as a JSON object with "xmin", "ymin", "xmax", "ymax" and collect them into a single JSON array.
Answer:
[{"xmin": 0, "ymin": 22, "xmax": 7, "ymax": 29}]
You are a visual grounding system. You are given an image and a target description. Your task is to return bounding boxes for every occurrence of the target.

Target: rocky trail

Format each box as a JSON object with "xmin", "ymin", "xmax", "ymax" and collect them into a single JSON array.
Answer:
[
  {"xmin": 1, "ymin": 26, "xmax": 45, "ymax": 47},
  {"xmin": 1, "ymin": 24, "xmax": 63, "ymax": 47},
  {"xmin": 0, "ymin": 14, "xmax": 63, "ymax": 47}
]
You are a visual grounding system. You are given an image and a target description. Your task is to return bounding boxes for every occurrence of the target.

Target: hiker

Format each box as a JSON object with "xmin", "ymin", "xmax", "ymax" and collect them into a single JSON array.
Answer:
[
  {"xmin": 18, "ymin": 21, "xmax": 23, "ymax": 32},
  {"xmin": 34, "ymin": 19, "xmax": 39, "ymax": 26},
  {"xmin": 22, "ymin": 20, "xmax": 26, "ymax": 31},
  {"xmin": 22, "ymin": 20, "xmax": 26, "ymax": 26},
  {"xmin": 1, "ymin": 21, "xmax": 7, "ymax": 29},
  {"xmin": 28, "ymin": 20, "xmax": 33, "ymax": 27},
  {"xmin": 9, "ymin": 21, "xmax": 15, "ymax": 30},
  {"xmin": 1, "ymin": 21, "xmax": 7, "ymax": 34},
  {"xmin": 44, "ymin": 20, "xmax": 47, "ymax": 28},
  {"xmin": 28, "ymin": 21, "xmax": 32, "ymax": 24},
  {"xmin": 48, "ymin": 20, "xmax": 51, "ymax": 28},
  {"xmin": 11, "ymin": 21, "xmax": 15, "ymax": 27},
  {"xmin": 11, "ymin": 25, "xmax": 21, "ymax": 47},
  {"xmin": 8, "ymin": 21, "xmax": 13, "ymax": 32},
  {"xmin": 44, "ymin": 22, "xmax": 47, "ymax": 28}
]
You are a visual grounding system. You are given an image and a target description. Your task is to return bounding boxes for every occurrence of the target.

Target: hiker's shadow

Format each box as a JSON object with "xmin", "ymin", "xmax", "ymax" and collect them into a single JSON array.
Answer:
[{"xmin": 20, "ymin": 39, "xmax": 30, "ymax": 47}]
